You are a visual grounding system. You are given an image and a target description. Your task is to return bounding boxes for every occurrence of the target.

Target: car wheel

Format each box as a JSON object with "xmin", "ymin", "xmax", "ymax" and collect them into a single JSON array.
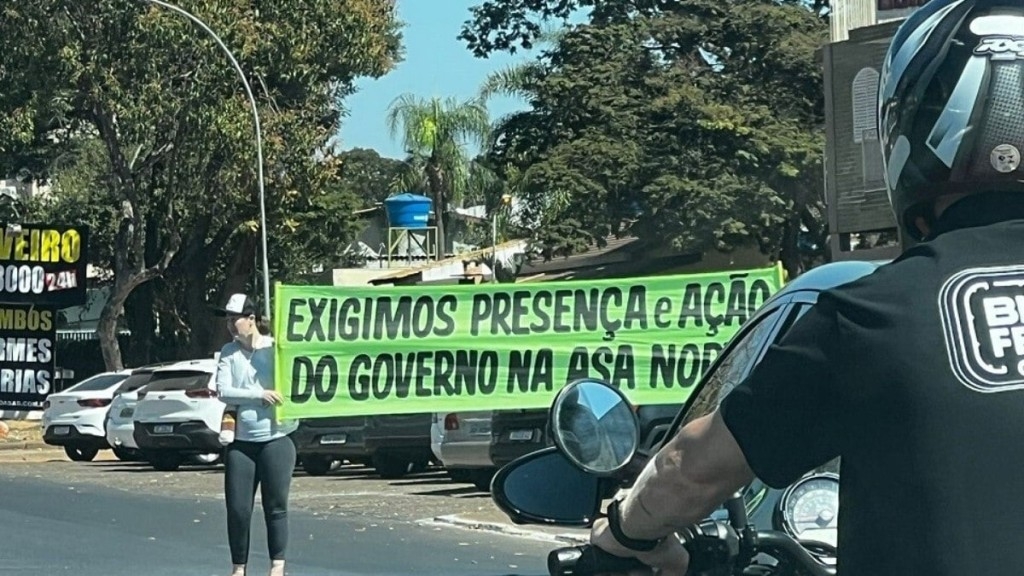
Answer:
[
  {"xmin": 112, "ymin": 446, "xmax": 139, "ymax": 462},
  {"xmin": 409, "ymin": 457, "xmax": 431, "ymax": 474},
  {"xmin": 302, "ymin": 456, "xmax": 334, "ymax": 476},
  {"xmin": 373, "ymin": 453, "xmax": 411, "ymax": 479},
  {"xmin": 64, "ymin": 445, "xmax": 99, "ymax": 462},
  {"xmin": 149, "ymin": 452, "xmax": 182, "ymax": 472},
  {"xmin": 447, "ymin": 469, "xmax": 472, "ymax": 483},
  {"xmin": 470, "ymin": 468, "xmax": 496, "ymax": 492}
]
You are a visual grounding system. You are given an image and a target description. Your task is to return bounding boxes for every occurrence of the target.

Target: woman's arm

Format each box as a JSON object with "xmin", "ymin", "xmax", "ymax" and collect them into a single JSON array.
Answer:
[{"xmin": 215, "ymin": 351, "xmax": 264, "ymax": 406}]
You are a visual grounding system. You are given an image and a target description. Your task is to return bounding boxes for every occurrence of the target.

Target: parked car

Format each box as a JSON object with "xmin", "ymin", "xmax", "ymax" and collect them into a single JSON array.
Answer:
[
  {"xmin": 292, "ymin": 416, "xmax": 370, "ymax": 476},
  {"xmin": 430, "ymin": 413, "xmax": 444, "ymax": 465},
  {"xmin": 433, "ymin": 411, "xmax": 497, "ymax": 491},
  {"xmin": 105, "ymin": 364, "xmax": 171, "ymax": 461},
  {"xmin": 363, "ymin": 413, "xmax": 435, "ymax": 479},
  {"xmin": 132, "ymin": 358, "xmax": 223, "ymax": 471},
  {"xmin": 489, "ymin": 408, "xmax": 551, "ymax": 470},
  {"xmin": 40, "ymin": 370, "xmax": 131, "ymax": 462}
]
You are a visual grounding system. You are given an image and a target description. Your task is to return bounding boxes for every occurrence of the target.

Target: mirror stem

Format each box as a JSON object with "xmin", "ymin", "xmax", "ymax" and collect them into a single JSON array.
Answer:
[
  {"xmin": 616, "ymin": 451, "xmax": 651, "ymax": 487},
  {"xmin": 724, "ymin": 492, "xmax": 758, "ymax": 567}
]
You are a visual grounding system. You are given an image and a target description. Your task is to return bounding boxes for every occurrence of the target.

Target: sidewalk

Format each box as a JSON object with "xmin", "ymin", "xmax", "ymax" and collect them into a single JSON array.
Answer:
[
  {"xmin": 0, "ymin": 419, "xmax": 68, "ymax": 463},
  {"xmin": 420, "ymin": 505, "xmax": 590, "ymax": 545}
]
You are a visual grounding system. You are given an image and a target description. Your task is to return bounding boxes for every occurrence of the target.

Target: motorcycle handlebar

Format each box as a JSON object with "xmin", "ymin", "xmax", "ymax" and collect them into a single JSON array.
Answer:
[
  {"xmin": 547, "ymin": 532, "xmax": 837, "ymax": 576},
  {"xmin": 547, "ymin": 545, "xmax": 646, "ymax": 576}
]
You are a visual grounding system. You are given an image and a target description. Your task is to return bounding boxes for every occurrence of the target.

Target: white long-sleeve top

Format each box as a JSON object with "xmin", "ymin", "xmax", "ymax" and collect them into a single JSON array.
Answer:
[{"xmin": 215, "ymin": 336, "xmax": 297, "ymax": 442}]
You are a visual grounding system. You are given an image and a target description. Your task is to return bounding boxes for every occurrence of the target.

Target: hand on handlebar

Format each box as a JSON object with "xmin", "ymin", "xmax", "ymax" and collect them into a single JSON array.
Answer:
[{"xmin": 590, "ymin": 517, "xmax": 690, "ymax": 576}]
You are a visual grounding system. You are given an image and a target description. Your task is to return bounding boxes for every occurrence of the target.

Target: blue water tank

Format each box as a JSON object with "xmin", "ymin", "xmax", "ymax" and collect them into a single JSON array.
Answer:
[{"xmin": 384, "ymin": 193, "xmax": 432, "ymax": 228}]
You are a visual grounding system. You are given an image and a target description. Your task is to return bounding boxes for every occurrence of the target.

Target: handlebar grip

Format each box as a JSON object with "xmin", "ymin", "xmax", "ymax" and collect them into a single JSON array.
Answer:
[{"xmin": 547, "ymin": 545, "xmax": 647, "ymax": 576}]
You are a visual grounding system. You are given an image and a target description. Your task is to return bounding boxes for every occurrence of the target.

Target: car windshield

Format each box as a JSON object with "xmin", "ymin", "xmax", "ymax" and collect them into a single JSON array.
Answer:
[{"xmin": 64, "ymin": 373, "xmax": 128, "ymax": 393}]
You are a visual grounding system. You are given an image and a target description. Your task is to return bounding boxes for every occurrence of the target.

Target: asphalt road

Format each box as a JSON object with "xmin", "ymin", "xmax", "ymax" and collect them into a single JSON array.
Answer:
[{"xmin": 0, "ymin": 468, "xmax": 555, "ymax": 576}]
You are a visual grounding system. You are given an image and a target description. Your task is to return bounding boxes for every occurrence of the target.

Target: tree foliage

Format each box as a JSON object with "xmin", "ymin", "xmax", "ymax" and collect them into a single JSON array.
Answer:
[
  {"xmin": 460, "ymin": 0, "xmax": 831, "ymax": 57},
  {"xmin": 1, "ymin": 0, "xmax": 401, "ymax": 368},
  {"xmin": 336, "ymin": 147, "xmax": 407, "ymax": 208},
  {"xmin": 470, "ymin": 0, "xmax": 829, "ymax": 274}
]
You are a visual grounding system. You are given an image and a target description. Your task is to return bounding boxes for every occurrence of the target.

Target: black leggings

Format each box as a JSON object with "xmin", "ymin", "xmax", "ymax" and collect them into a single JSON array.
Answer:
[{"xmin": 224, "ymin": 435, "xmax": 296, "ymax": 565}]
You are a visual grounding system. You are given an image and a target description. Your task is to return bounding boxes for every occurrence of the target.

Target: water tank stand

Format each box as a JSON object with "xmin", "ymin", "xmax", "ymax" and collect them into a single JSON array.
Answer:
[{"xmin": 387, "ymin": 226, "xmax": 439, "ymax": 266}]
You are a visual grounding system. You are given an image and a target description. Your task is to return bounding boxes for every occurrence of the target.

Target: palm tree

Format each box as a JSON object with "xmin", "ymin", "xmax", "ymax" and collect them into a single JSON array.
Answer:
[
  {"xmin": 478, "ymin": 27, "xmax": 562, "ymax": 103},
  {"xmin": 385, "ymin": 94, "xmax": 491, "ymax": 255}
]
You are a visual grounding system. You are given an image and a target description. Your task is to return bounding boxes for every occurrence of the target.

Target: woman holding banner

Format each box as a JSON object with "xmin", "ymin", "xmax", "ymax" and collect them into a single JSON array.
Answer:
[{"xmin": 212, "ymin": 293, "xmax": 298, "ymax": 576}]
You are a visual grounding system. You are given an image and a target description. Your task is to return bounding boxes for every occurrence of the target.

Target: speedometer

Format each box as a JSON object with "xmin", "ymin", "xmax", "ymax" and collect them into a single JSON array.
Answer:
[{"xmin": 776, "ymin": 473, "xmax": 840, "ymax": 540}]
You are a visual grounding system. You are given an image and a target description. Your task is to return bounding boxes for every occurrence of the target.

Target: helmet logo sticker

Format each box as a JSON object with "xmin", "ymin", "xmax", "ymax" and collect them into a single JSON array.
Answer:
[
  {"xmin": 990, "ymin": 144, "xmax": 1021, "ymax": 173},
  {"xmin": 940, "ymin": 266, "xmax": 1024, "ymax": 393},
  {"xmin": 974, "ymin": 36, "xmax": 1024, "ymax": 60}
]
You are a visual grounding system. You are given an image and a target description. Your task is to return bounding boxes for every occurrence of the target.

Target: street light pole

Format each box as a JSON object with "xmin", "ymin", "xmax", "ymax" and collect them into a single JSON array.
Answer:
[{"xmin": 141, "ymin": 0, "xmax": 272, "ymax": 322}]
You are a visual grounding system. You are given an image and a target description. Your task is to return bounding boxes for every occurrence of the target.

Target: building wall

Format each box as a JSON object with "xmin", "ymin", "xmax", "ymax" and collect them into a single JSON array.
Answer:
[
  {"xmin": 830, "ymin": 0, "xmax": 933, "ymax": 41},
  {"xmin": 0, "ymin": 178, "xmax": 50, "ymax": 202},
  {"xmin": 823, "ymin": 20, "xmax": 908, "ymax": 261}
]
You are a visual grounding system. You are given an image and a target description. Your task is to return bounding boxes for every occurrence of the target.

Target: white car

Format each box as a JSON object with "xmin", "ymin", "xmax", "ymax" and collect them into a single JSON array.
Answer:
[
  {"xmin": 131, "ymin": 358, "xmax": 224, "ymax": 471},
  {"xmin": 433, "ymin": 411, "xmax": 497, "ymax": 490},
  {"xmin": 430, "ymin": 412, "xmax": 444, "ymax": 463},
  {"xmin": 105, "ymin": 364, "xmax": 170, "ymax": 461},
  {"xmin": 41, "ymin": 370, "xmax": 132, "ymax": 462}
]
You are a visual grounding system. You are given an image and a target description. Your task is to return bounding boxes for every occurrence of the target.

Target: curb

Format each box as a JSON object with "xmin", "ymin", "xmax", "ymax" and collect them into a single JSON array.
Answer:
[
  {"xmin": 0, "ymin": 441, "xmax": 55, "ymax": 452},
  {"xmin": 0, "ymin": 411, "xmax": 43, "ymax": 420},
  {"xmin": 422, "ymin": 514, "xmax": 589, "ymax": 545}
]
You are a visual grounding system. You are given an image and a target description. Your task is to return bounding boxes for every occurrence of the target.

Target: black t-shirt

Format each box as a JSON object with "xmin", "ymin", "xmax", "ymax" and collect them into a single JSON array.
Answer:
[{"xmin": 720, "ymin": 193, "xmax": 1024, "ymax": 575}]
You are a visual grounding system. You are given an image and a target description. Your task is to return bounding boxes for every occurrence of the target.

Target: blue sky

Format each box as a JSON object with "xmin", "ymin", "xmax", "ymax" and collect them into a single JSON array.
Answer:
[{"xmin": 337, "ymin": 0, "xmax": 537, "ymax": 160}]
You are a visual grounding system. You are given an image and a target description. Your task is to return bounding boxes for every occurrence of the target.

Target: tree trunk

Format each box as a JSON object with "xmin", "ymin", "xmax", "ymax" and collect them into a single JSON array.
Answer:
[
  {"xmin": 124, "ymin": 282, "xmax": 155, "ymax": 366},
  {"xmin": 185, "ymin": 267, "xmax": 217, "ymax": 357},
  {"xmin": 779, "ymin": 211, "xmax": 805, "ymax": 280},
  {"xmin": 196, "ymin": 234, "xmax": 256, "ymax": 354},
  {"xmin": 98, "ymin": 280, "xmax": 134, "ymax": 371},
  {"xmin": 89, "ymin": 98, "xmax": 180, "ymax": 370},
  {"xmin": 124, "ymin": 216, "xmax": 163, "ymax": 366},
  {"xmin": 222, "ymin": 234, "xmax": 257, "ymax": 299},
  {"xmin": 426, "ymin": 163, "xmax": 446, "ymax": 257}
]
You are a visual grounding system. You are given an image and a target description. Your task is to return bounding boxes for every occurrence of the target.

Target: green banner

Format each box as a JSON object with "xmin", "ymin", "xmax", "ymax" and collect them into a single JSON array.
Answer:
[{"xmin": 273, "ymin": 264, "xmax": 786, "ymax": 419}]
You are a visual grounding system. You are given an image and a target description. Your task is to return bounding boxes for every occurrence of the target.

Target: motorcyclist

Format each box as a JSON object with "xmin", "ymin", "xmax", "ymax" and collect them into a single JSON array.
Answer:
[
  {"xmin": 555, "ymin": 385, "xmax": 618, "ymax": 470},
  {"xmin": 557, "ymin": 383, "xmax": 602, "ymax": 463},
  {"xmin": 589, "ymin": 1, "xmax": 1024, "ymax": 574}
]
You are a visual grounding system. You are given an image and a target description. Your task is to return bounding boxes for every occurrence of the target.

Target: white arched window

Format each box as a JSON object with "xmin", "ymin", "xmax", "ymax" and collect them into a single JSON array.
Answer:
[
  {"xmin": 852, "ymin": 67, "xmax": 880, "ymax": 144},
  {"xmin": 852, "ymin": 67, "xmax": 885, "ymax": 189}
]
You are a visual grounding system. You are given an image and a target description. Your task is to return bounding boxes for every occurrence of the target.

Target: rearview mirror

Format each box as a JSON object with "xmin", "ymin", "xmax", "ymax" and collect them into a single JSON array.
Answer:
[
  {"xmin": 550, "ymin": 379, "xmax": 639, "ymax": 475},
  {"xmin": 491, "ymin": 447, "xmax": 603, "ymax": 526}
]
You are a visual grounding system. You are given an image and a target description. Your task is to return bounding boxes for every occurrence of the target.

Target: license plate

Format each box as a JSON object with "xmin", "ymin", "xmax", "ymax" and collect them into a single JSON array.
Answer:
[
  {"xmin": 52, "ymin": 426, "xmax": 70, "ymax": 436},
  {"xmin": 319, "ymin": 434, "xmax": 347, "ymax": 445},
  {"xmin": 153, "ymin": 424, "xmax": 174, "ymax": 434},
  {"xmin": 469, "ymin": 424, "xmax": 490, "ymax": 435},
  {"xmin": 509, "ymin": 429, "xmax": 533, "ymax": 441}
]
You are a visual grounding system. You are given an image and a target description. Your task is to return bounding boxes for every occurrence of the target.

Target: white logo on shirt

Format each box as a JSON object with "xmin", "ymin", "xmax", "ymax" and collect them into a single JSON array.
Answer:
[{"xmin": 940, "ymin": 265, "xmax": 1024, "ymax": 393}]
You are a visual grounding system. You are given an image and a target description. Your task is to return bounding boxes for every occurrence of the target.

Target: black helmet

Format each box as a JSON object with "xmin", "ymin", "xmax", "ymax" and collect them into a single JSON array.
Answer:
[{"xmin": 879, "ymin": 0, "xmax": 1024, "ymax": 240}]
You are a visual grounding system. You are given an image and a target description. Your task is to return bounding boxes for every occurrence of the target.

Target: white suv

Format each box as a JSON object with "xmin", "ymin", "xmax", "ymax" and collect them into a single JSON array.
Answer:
[
  {"xmin": 105, "ymin": 364, "xmax": 171, "ymax": 461},
  {"xmin": 131, "ymin": 358, "xmax": 224, "ymax": 471},
  {"xmin": 41, "ymin": 370, "xmax": 131, "ymax": 462}
]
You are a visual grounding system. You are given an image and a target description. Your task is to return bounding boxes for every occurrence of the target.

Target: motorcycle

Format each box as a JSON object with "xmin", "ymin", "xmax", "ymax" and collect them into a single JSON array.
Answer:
[{"xmin": 488, "ymin": 378, "xmax": 840, "ymax": 576}]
